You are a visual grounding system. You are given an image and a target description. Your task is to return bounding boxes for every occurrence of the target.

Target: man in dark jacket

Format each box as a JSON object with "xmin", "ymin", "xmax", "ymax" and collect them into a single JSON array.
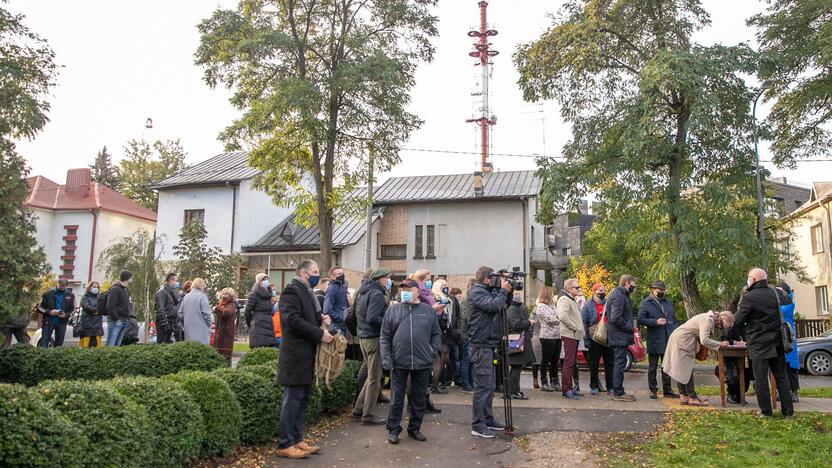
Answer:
[
  {"xmin": 637, "ymin": 280, "xmax": 679, "ymax": 399},
  {"xmin": 467, "ymin": 266, "xmax": 510, "ymax": 439},
  {"xmin": 381, "ymin": 279, "xmax": 441, "ymax": 445},
  {"xmin": 323, "ymin": 266, "xmax": 349, "ymax": 336},
  {"xmin": 276, "ymin": 260, "xmax": 335, "ymax": 459},
  {"xmin": 105, "ymin": 271, "xmax": 133, "ymax": 346},
  {"xmin": 37, "ymin": 278, "xmax": 75, "ymax": 347},
  {"xmin": 352, "ymin": 268, "xmax": 391, "ymax": 425},
  {"xmin": 607, "ymin": 274, "xmax": 637, "ymax": 402},
  {"xmin": 581, "ymin": 284, "xmax": 613, "ymax": 395},
  {"xmin": 734, "ymin": 268, "xmax": 794, "ymax": 418},
  {"xmin": 155, "ymin": 273, "xmax": 180, "ymax": 344}
]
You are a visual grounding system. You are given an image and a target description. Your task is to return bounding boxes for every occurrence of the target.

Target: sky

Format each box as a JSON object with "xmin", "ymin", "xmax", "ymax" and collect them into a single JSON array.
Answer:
[{"xmin": 11, "ymin": 0, "xmax": 829, "ymax": 188}]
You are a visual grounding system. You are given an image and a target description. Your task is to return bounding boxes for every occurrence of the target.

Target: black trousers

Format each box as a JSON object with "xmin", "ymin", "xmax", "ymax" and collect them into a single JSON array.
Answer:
[
  {"xmin": 539, "ymin": 338, "xmax": 561, "ymax": 386},
  {"xmin": 386, "ymin": 368, "xmax": 430, "ymax": 435},
  {"xmin": 647, "ymin": 353, "xmax": 673, "ymax": 393},
  {"xmin": 156, "ymin": 322, "xmax": 174, "ymax": 344},
  {"xmin": 786, "ymin": 367, "xmax": 800, "ymax": 392},
  {"xmin": 278, "ymin": 385, "xmax": 312, "ymax": 449},
  {"xmin": 752, "ymin": 354, "xmax": 794, "ymax": 416},
  {"xmin": 509, "ymin": 364, "xmax": 522, "ymax": 394},
  {"xmin": 587, "ymin": 340, "xmax": 613, "ymax": 391}
]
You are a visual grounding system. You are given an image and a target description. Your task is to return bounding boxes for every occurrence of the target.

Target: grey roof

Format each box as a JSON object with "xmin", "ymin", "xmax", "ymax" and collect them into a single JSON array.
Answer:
[
  {"xmin": 151, "ymin": 152, "xmax": 259, "ymax": 189},
  {"xmin": 243, "ymin": 208, "xmax": 383, "ymax": 253},
  {"xmin": 373, "ymin": 170, "xmax": 539, "ymax": 204}
]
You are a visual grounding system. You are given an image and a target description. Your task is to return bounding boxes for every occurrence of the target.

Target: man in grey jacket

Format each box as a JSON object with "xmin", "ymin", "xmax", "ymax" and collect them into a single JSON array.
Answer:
[
  {"xmin": 352, "ymin": 268, "xmax": 391, "ymax": 425},
  {"xmin": 381, "ymin": 279, "xmax": 441, "ymax": 445}
]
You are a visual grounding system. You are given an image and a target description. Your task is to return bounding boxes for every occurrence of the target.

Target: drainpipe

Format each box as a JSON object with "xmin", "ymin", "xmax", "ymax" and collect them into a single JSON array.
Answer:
[
  {"xmin": 521, "ymin": 198, "xmax": 528, "ymax": 302},
  {"xmin": 88, "ymin": 209, "xmax": 98, "ymax": 283},
  {"xmin": 228, "ymin": 182, "xmax": 238, "ymax": 253}
]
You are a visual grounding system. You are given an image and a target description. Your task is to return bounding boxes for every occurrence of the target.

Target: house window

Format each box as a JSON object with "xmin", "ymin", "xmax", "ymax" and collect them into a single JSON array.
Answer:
[
  {"xmin": 817, "ymin": 286, "xmax": 830, "ymax": 316},
  {"xmin": 426, "ymin": 225, "xmax": 435, "ymax": 258},
  {"xmin": 184, "ymin": 209, "xmax": 205, "ymax": 225},
  {"xmin": 795, "ymin": 201, "xmax": 805, "ymax": 211},
  {"xmin": 414, "ymin": 225, "xmax": 423, "ymax": 258},
  {"xmin": 811, "ymin": 224, "xmax": 825, "ymax": 253},
  {"xmin": 380, "ymin": 245, "xmax": 407, "ymax": 259}
]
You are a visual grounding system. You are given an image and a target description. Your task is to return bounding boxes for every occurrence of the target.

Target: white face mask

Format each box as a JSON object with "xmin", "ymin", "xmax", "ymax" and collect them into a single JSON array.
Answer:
[{"xmin": 747, "ymin": 278, "xmax": 754, "ymax": 288}]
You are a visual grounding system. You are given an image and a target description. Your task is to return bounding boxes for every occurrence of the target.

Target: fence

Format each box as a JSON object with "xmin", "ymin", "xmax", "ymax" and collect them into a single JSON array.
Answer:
[{"xmin": 795, "ymin": 319, "xmax": 831, "ymax": 338}]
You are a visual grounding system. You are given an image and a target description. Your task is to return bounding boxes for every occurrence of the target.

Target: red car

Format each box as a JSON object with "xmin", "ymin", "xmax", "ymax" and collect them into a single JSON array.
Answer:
[{"xmin": 576, "ymin": 328, "xmax": 646, "ymax": 372}]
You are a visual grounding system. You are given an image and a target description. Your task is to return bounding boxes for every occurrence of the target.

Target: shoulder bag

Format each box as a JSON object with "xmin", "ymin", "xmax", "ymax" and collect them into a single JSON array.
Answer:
[{"xmin": 591, "ymin": 304, "xmax": 608, "ymax": 346}]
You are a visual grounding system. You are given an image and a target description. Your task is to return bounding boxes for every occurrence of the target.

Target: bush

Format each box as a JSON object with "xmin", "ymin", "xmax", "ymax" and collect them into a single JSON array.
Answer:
[
  {"xmin": 0, "ymin": 341, "xmax": 227, "ymax": 385},
  {"xmin": 237, "ymin": 347, "xmax": 278, "ymax": 367},
  {"xmin": 36, "ymin": 379, "xmax": 150, "ymax": 467},
  {"xmin": 212, "ymin": 368, "xmax": 281, "ymax": 444},
  {"xmin": 0, "ymin": 384, "xmax": 89, "ymax": 467},
  {"xmin": 236, "ymin": 363, "xmax": 276, "ymax": 382},
  {"xmin": 166, "ymin": 371, "xmax": 241, "ymax": 457},
  {"xmin": 110, "ymin": 376, "xmax": 204, "ymax": 467},
  {"xmin": 318, "ymin": 360, "xmax": 361, "ymax": 414}
]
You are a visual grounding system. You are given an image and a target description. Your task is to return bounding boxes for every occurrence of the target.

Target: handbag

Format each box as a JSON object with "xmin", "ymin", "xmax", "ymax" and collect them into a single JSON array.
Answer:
[
  {"xmin": 591, "ymin": 305, "xmax": 608, "ymax": 346},
  {"xmin": 696, "ymin": 344, "xmax": 710, "ymax": 361},
  {"xmin": 507, "ymin": 333, "xmax": 524, "ymax": 354}
]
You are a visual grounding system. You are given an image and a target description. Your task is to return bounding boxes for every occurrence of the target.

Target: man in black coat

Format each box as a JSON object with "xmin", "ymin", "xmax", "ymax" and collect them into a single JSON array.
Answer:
[
  {"xmin": 276, "ymin": 260, "xmax": 335, "ymax": 459},
  {"xmin": 607, "ymin": 274, "xmax": 637, "ymax": 402},
  {"xmin": 154, "ymin": 273, "xmax": 180, "ymax": 344},
  {"xmin": 351, "ymin": 268, "xmax": 391, "ymax": 425},
  {"xmin": 734, "ymin": 268, "xmax": 794, "ymax": 418},
  {"xmin": 637, "ymin": 280, "xmax": 679, "ymax": 399},
  {"xmin": 105, "ymin": 271, "xmax": 133, "ymax": 346},
  {"xmin": 37, "ymin": 278, "xmax": 75, "ymax": 347}
]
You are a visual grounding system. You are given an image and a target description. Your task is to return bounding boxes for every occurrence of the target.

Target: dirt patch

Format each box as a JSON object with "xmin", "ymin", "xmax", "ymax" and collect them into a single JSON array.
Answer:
[{"xmin": 514, "ymin": 431, "xmax": 598, "ymax": 467}]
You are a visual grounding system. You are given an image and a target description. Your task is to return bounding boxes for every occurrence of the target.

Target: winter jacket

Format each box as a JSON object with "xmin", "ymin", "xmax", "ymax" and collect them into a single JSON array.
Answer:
[
  {"xmin": 637, "ymin": 294, "xmax": 677, "ymax": 355},
  {"xmin": 356, "ymin": 281, "xmax": 388, "ymax": 339},
  {"xmin": 380, "ymin": 301, "xmax": 441, "ymax": 371},
  {"xmin": 277, "ymin": 278, "xmax": 324, "ymax": 385},
  {"xmin": 154, "ymin": 284, "xmax": 179, "ymax": 328},
  {"xmin": 460, "ymin": 294, "xmax": 471, "ymax": 340},
  {"xmin": 213, "ymin": 300, "xmax": 237, "ymax": 359},
  {"xmin": 79, "ymin": 293, "xmax": 104, "ymax": 337},
  {"xmin": 443, "ymin": 295, "xmax": 462, "ymax": 345},
  {"xmin": 581, "ymin": 298, "xmax": 606, "ymax": 348},
  {"xmin": 106, "ymin": 283, "xmax": 131, "ymax": 321},
  {"xmin": 507, "ymin": 300, "xmax": 534, "ymax": 366},
  {"xmin": 466, "ymin": 283, "xmax": 510, "ymax": 348},
  {"xmin": 323, "ymin": 279, "xmax": 349, "ymax": 335},
  {"xmin": 179, "ymin": 289, "xmax": 212, "ymax": 345},
  {"xmin": 734, "ymin": 280, "xmax": 791, "ymax": 361},
  {"xmin": 246, "ymin": 285, "xmax": 277, "ymax": 348},
  {"xmin": 534, "ymin": 303, "xmax": 560, "ymax": 340},
  {"xmin": 606, "ymin": 286, "xmax": 635, "ymax": 347},
  {"xmin": 557, "ymin": 292, "xmax": 585, "ymax": 341},
  {"xmin": 38, "ymin": 288, "xmax": 75, "ymax": 323},
  {"xmin": 781, "ymin": 291, "xmax": 799, "ymax": 369}
]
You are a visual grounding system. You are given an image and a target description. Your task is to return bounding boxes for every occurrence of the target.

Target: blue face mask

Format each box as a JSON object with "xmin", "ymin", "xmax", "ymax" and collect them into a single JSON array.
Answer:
[
  {"xmin": 400, "ymin": 291, "xmax": 413, "ymax": 303},
  {"xmin": 261, "ymin": 280, "xmax": 270, "ymax": 289},
  {"xmin": 90, "ymin": 288, "xmax": 99, "ymax": 295},
  {"xmin": 386, "ymin": 278, "xmax": 393, "ymax": 289},
  {"xmin": 425, "ymin": 280, "xmax": 432, "ymax": 290},
  {"xmin": 174, "ymin": 281, "xmax": 180, "ymax": 289},
  {"xmin": 309, "ymin": 275, "xmax": 320, "ymax": 288}
]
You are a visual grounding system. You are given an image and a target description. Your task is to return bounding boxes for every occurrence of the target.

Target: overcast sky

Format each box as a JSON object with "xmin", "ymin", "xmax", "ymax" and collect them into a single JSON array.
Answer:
[{"xmin": 12, "ymin": 0, "xmax": 827, "ymax": 188}]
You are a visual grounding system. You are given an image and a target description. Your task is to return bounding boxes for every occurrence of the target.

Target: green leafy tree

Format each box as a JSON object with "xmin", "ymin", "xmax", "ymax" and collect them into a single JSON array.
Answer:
[
  {"xmin": 514, "ymin": 0, "xmax": 800, "ymax": 317},
  {"xmin": 117, "ymin": 139, "xmax": 187, "ymax": 210},
  {"xmin": 89, "ymin": 145, "xmax": 120, "ymax": 188},
  {"xmin": 194, "ymin": 0, "xmax": 438, "ymax": 273},
  {"xmin": 173, "ymin": 220, "xmax": 247, "ymax": 301},
  {"xmin": 750, "ymin": 0, "xmax": 832, "ymax": 162},
  {"xmin": 0, "ymin": 5, "xmax": 55, "ymax": 329},
  {"xmin": 97, "ymin": 230, "xmax": 163, "ymax": 325}
]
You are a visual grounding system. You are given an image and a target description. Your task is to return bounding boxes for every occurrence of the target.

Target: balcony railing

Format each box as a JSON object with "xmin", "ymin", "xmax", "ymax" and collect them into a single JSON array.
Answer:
[{"xmin": 529, "ymin": 248, "xmax": 569, "ymax": 270}]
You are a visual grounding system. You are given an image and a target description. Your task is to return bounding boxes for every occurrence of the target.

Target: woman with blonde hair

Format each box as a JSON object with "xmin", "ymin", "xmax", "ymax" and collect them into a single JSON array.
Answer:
[
  {"xmin": 534, "ymin": 287, "xmax": 561, "ymax": 392},
  {"xmin": 213, "ymin": 287, "xmax": 238, "ymax": 361},
  {"xmin": 178, "ymin": 278, "xmax": 212, "ymax": 345},
  {"xmin": 431, "ymin": 278, "xmax": 455, "ymax": 392}
]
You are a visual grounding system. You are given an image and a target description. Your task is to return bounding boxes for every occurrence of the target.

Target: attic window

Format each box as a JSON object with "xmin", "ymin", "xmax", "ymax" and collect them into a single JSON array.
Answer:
[{"xmin": 279, "ymin": 223, "xmax": 294, "ymax": 243}]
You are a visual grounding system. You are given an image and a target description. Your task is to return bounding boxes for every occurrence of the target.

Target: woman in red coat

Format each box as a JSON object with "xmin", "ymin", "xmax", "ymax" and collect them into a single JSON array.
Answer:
[{"xmin": 213, "ymin": 288, "xmax": 238, "ymax": 361}]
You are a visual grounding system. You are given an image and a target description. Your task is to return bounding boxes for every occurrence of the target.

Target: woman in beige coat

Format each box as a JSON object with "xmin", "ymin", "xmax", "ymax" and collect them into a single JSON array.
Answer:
[
  {"xmin": 558, "ymin": 279, "xmax": 585, "ymax": 399},
  {"xmin": 663, "ymin": 311, "xmax": 733, "ymax": 406}
]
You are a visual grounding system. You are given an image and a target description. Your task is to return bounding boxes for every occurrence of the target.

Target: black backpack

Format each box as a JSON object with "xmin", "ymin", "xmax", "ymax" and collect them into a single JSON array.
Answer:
[
  {"xmin": 345, "ymin": 291, "xmax": 363, "ymax": 337},
  {"xmin": 97, "ymin": 289, "xmax": 111, "ymax": 317}
]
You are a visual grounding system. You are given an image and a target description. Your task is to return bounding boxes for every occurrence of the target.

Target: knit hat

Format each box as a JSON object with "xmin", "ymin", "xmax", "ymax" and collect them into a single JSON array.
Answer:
[
  {"xmin": 591, "ymin": 283, "xmax": 603, "ymax": 293},
  {"xmin": 371, "ymin": 268, "xmax": 391, "ymax": 280}
]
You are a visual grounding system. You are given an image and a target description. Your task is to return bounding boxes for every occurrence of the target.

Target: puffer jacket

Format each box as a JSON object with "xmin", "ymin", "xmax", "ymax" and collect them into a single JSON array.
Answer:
[
  {"xmin": 245, "ymin": 285, "xmax": 276, "ymax": 348},
  {"xmin": 380, "ymin": 301, "xmax": 441, "ymax": 371},
  {"xmin": 79, "ymin": 293, "xmax": 104, "ymax": 337},
  {"xmin": 466, "ymin": 283, "xmax": 510, "ymax": 348},
  {"xmin": 356, "ymin": 281, "xmax": 388, "ymax": 339}
]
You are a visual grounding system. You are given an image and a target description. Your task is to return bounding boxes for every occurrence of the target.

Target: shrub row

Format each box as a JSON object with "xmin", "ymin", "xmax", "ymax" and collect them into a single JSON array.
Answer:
[
  {"xmin": 0, "ymin": 345, "xmax": 361, "ymax": 466},
  {"xmin": 0, "ymin": 341, "xmax": 228, "ymax": 386},
  {"xmin": 236, "ymin": 346, "xmax": 278, "ymax": 367}
]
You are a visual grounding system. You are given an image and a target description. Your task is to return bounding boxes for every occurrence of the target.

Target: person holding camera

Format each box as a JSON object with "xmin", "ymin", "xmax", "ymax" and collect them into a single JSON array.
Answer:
[{"xmin": 467, "ymin": 266, "xmax": 510, "ymax": 439}]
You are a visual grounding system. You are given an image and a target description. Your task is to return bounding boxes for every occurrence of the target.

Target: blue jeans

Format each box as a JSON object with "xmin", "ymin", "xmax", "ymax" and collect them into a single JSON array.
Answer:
[
  {"xmin": 612, "ymin": 346, "xmax": 629, "ymax": 396},
  {"xmin": 38, "ymin": 320, "xmax": 67, "ymax": 347},
  {"xmin": 386, "ymin": 368, "xmax": 430, "ymax": 435},
  {"xmin": 459, "ymin": 340, "xmax": 474, "ymax": 389},
  {"xmin": 106, "ymin": 319, "xmax": 128, "ymax": 346},
  {"xmin": 275, "ymin": 337, "xmax": 282, "ymax": 348},
  {"xmin": 278, "ymin": 385, "xmax": 312, "ymax": 449}
]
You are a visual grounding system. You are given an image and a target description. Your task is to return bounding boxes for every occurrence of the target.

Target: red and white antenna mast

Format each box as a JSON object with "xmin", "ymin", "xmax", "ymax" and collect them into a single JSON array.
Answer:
[{"xmin": 466, "ymin": 1, "xmax": 498, "ymax": 173}]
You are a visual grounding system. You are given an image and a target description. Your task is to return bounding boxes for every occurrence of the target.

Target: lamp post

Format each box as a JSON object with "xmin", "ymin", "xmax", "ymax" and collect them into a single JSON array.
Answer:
[{"xmin": 752, "ymin": 81, "xmax": 772, "ymax": 271}]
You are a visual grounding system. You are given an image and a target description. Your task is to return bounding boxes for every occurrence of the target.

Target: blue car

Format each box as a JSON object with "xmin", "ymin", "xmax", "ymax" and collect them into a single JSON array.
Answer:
[{"xmin": 798, "ymin": 329, "xmax": 832, "ymax": 376}]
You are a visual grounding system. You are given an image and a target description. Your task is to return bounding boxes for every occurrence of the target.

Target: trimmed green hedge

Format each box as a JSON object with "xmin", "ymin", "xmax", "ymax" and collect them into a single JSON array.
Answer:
[
  {"xmin": 236, "ymin": 362, "xmax": 276, "ymax": 381},
  {"xmin": 212, "ymin": 368, "xmax": 281, "ymax": 444},
  {"xmin": 237, "ymin": 347, "xmax": 278, "ymax": 367},
  {"xmin": 166, "ymin": 371, "xmax": 241, "ymax": 457},
  {"xmin": 0, "ymin": 384, "xmax": 89, "ymax": 467},
  {"xmin": 0, "ymin": 342, "xmax": 227, "ymax": 386},
  {"xmin": 110, "ymin": 376, "xmax": 204, "ymax": 466},
  {"xmin": 36, "ymin": 380, "xmax": 151, "ymax": 467}
]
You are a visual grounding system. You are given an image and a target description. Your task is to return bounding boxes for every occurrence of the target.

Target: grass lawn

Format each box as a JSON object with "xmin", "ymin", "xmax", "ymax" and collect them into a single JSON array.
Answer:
[
  {"xmin": 232, "ymin": 342, "xmax": 250, "ymax": 353},
  {"xmin": 592, "ymin": 411, "xmax": 832, "ymax": 467},
  {"xmin": 694, "ymin": 386, "xmax": 832, "ymax": 398}
]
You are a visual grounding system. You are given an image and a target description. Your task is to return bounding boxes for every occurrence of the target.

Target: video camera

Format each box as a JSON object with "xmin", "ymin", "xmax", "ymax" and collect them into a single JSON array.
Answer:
[{"xmin": 489, "ymin": 267, "xmax": 526, "ymax": 291}]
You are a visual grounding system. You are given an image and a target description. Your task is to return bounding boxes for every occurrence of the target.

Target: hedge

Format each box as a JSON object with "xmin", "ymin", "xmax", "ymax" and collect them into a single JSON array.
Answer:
[
  {"xmin": 110, "ymin": 376, "xmax": 204, "ymax": 467},
  {"xmin": 236, "ymin": 347, "xmax": 278, "ymax": 367},
  {"xmin": 0, "ymin": 384, "xmax": 89, "ymax": 467},
  {"xmin": 0, "ymin": 342, "xmax": 227, "ymax": 386},
  {"xmin": 236, "ymin": 362, "xmax": 276, "ymax": 381},
  {"xmin": 165, "ymin": 371, "xmax": 241, "ymax": 457},
  {"xmin": 212, "ymin": 368, "xmax": 281, "ymax": 444},
  {"xmin": 36, "ymin": 380, "xmax": 151, "ymax": 467},
  {"xmin": 318, "ymin": 360, "xmax": 361, "ymax": 414}
]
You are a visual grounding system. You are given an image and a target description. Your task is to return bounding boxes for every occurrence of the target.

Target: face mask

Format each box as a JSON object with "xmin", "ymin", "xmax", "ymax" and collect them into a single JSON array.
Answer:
[
  {"xmin": 261, "ymin": 280, "xmax": 270, "ymax": 289},
  {"xmin": 90, "ymin": 288, "xmax": 99, "ymax": 295},
  {"xmin": 746, "ymin": 278, "xmax": 754, "ymax": 288},
  {"xmin": 337, "ymin": 274, "xmax": 345, "ymax": 282},
  {"xmin": 309, "ymin": 275, "xmax": 320, "ymax": 288},
  {"xmin": 400, "ymin": 291, "xmax": 414, "ymax": 303},
  {"xmin": 655, "ymin": 292, "xmax": 665, "ymax": 300},
  {"xmin": 597, "ymin": 292, "xmax": 606, "ymax": 300},
  {"xmin": 442, "ymin": 287, "xmax": 449, "ymax": 295},
  {"xmin": 425, "ymin": 280, "xmax": 432, "ymax": 290},
  {"xmin": 174, "ymin": 281, "xmax": 180, "ymax": 289},
  {"xmin": 386, "ymin": 278, "xmax": 393, "ymax": 289},
  {"xmin": 627, "ymin": 284, "xmax": 636, "ymax": 294}
]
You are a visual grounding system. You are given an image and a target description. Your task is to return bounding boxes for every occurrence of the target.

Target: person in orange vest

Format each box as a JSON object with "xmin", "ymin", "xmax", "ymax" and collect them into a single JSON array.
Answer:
[{"xmin": 271, "ymin": 286, "xmax": 282, "ymax": 348}]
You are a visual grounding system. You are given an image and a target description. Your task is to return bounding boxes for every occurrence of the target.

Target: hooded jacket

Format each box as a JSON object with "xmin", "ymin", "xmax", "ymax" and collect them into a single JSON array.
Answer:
[
  {"xmin": 356, "ymin": 280, "xmax": 388, "ymax": 339},
  {"xmin": 466, "ymin": 283, "xmax": 510, "ymax": 348},
  {"xmin": 380, "ymin": 300, "xmax": 441, "ymax": 371}
]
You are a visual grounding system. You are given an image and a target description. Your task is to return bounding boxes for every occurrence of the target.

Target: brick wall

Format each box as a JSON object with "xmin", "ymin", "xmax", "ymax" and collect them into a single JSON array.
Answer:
[{"xmin": 378, "ymin": 205, "xmax": 408, "ymax": 273}]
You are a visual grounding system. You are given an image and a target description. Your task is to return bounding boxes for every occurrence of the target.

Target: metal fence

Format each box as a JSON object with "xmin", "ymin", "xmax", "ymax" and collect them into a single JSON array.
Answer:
[{"xmin": 795, "ymin": 319, "xmax": 831, "ymax": 338}]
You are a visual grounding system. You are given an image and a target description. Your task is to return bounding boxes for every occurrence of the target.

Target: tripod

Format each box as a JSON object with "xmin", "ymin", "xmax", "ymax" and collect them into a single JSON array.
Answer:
[{"xmin": 499, "ymin": 306, "xmax": 515, "ymax": 435}]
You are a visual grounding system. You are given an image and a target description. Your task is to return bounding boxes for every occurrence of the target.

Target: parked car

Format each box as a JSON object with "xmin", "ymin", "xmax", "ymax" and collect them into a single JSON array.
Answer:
[
  {"xmin": 575, "ymin": 328, "xmax": 646, "ymax": 372},
  {"xmin": 798, "ymin": 329, "xmax": 832, "ymax": 376}
]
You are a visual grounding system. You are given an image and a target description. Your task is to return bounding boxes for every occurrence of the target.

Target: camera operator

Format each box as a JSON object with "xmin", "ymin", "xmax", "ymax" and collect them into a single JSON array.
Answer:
[{"xmin": 467, "ymin": 266, "xmax": 511, "ymax": 439}]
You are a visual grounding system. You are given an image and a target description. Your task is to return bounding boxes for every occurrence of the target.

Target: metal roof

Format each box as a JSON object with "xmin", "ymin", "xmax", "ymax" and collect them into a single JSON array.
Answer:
[
  {"xmin": 150, "ymin": 152, "xmax": 260, "ymax": 189},
  {"xmin": 373, "ymin": 170, "xmax": 539, "ymax": 204},
  {"xmin": 242, "ymin": 208, "xmax": 383, "ymax": 253}
]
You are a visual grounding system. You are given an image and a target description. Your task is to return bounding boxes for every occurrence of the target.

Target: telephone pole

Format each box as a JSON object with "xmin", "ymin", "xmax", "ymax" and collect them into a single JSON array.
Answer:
[{"xmin": 363, "ymin": 146, "xmax": 375, "ymax": 271}]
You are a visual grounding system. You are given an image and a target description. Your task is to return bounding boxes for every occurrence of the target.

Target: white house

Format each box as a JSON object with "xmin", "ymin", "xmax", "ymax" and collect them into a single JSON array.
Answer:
[
  {"xmin": 24, "ymin": 168, "xmax": 157, "ymax": 294},
  {"xmin": 151, "ymin": 152, "xmax": 293, "ymax": 261}
]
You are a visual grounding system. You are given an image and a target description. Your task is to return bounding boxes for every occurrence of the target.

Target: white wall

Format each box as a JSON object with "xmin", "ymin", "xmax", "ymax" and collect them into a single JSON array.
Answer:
[
  {"xmin": 29, "ymin": 208, "xmax": 94, "ymax": 296},
  {"xmin": 92, "ymin": 211, "xmax": 157, "ymax": 284},
  {"xmin": 784, "ymin": 205, "xmax": 832, "ymax": 320},
  {"xmin": 234, "ymin": 179, "xmax": 293, "ymax": 247}
]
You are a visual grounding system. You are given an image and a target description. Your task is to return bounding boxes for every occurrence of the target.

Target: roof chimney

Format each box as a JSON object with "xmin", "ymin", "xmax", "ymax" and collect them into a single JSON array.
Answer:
[
  {"xmin": 473, "ymin": 171, "xmax": 484, "ymax": 196},
  {"xmin": 65, "ymin": 168, "xmax": 92, "ymax": 198}
]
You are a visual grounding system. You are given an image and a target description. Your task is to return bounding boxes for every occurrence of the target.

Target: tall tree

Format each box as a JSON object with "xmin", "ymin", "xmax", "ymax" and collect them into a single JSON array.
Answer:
[
  {"xmin": 514, "ymin": 0, "xmax": 791, "ymax": 317},
  {"xmin": 0, "ymin": 4, "xmax": 54, "ymax": 328},
  {"xmin": 750, "ymin": 0, "xmax": 832, "ymax": 162},
  {"xmin": 194, "ymin": 0, "xmax": 438, "ymax": 273},
  {"xmin": 173, "ymin": 219, "xmax": 248, "ymax": 301},
  {"xmin": 89, "ymin": 145, "xmax": 120, "ymax": 188},
  {"xmin": 117, "ymin": 139, "xmax": 187, "ymax": 210},
  {"xmin": 97, "ymin": 230, "xmax": 163, "ymax": 324}
]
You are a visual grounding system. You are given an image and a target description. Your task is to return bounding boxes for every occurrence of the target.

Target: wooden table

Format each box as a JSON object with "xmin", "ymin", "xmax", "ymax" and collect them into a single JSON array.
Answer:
[{"xmin": 717, "ymin": 345, "xmax": 778, "ymax": 409}]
